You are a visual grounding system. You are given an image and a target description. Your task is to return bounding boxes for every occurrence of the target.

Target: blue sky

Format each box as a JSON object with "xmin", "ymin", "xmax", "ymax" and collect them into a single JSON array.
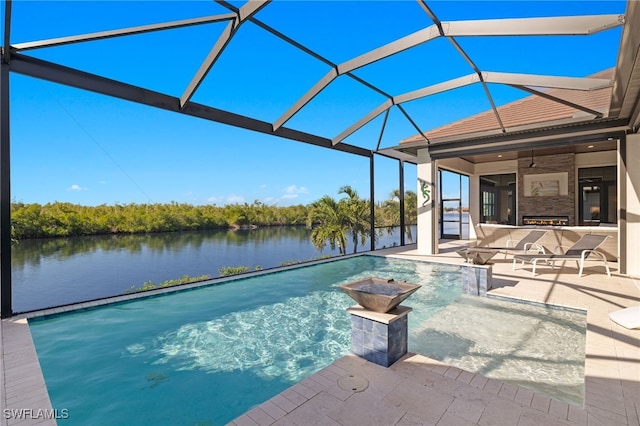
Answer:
[{"xmin": 2, "ymin": 1, "xmax": 626, "ymax": 206}]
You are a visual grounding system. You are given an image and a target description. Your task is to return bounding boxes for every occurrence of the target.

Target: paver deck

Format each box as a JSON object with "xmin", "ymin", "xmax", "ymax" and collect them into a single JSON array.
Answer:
[
  {"xmin": 2, "ymin": 242, "xmax": 639, "ymax": 426},
  {"xmin": 230, "ymin": 242, "xmax": 640, "ymax": 426}
]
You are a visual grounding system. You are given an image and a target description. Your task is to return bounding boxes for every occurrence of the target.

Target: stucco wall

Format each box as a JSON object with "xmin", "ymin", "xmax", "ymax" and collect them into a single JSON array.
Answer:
[{"xmin": 619, "ymin": 133, "xmax": 640, "ymax": 276}]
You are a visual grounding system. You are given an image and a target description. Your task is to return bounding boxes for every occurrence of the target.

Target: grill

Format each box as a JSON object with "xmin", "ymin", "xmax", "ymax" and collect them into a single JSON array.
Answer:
[{"xmin": 522, "ymin": 215, "xmax": 569, "ymax": 226}]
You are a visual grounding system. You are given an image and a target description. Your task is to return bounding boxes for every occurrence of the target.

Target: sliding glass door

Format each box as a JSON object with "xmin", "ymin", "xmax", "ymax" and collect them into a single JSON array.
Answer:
[{"xmin": 439, "ymin": 169, "xmax": 469, "ymax": 239}]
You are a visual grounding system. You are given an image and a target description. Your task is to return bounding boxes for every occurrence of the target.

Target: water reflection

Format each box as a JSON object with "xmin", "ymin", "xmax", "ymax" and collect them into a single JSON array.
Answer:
[
  {"xmin": 11, "ymin": 227, "xmax": 314, "ymax": 269},
  {"xmin": 11, "ymin": 226, "xmax": 413, "ymax": 313}
]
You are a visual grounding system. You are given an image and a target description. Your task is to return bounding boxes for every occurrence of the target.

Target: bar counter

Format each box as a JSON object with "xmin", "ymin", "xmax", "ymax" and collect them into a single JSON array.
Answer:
[{"xmin": 474, "ymin": 223, "xmax": 618, "ymax": 262}]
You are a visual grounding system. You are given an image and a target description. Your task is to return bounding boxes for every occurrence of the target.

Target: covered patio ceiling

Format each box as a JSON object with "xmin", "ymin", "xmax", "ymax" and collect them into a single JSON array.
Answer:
[
  {"xmin": 2, "ymin": 0, "xmax": 639, "ymax": 164},
  {"xmin": 428, "ymin": 138, "xmax": 619, "ymax": 165}
]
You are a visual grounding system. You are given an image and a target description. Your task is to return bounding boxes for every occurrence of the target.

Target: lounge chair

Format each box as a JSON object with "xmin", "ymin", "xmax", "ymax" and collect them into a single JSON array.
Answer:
[
  {"xmin": 513, "ymin": 234, "xmax": 611, "ymax": 277},
  {"xmin": 497, "ymin": 229, "xmax": 547, "ymax": 258},
  {"xmin": 458, "ymin": 230, "xmax": 547, "ymax": 264}
]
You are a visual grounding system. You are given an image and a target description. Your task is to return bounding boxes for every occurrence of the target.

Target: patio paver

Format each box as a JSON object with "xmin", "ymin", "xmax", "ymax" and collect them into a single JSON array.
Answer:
[
  {"xmin": 229, "ymin": 242, "xmax": 640, "ymax": 426},
  {"xmin": 1, "ymin": 243, "xmax": 638, "ymax": 426}
]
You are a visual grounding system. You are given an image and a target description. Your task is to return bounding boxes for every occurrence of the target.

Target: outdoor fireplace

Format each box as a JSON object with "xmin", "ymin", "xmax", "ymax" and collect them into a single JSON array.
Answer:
[{"xmin": 522, "ymin": 215, "xmax": 569, "ymax": 226}]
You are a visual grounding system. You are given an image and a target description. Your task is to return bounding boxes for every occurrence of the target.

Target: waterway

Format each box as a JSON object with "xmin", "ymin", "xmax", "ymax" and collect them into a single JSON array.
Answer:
[{"xmin": 11, "ymin": 226, "xmax": 415, "ymax": 313}]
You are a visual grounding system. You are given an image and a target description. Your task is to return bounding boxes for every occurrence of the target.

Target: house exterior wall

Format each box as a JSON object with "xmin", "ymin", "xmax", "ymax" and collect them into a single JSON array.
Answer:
[
  {"xmin": 619, "ymin": 133, "xmax": 640, "ymax": 276},
  {"xmin": 575, "ymin": 150, "xmax": 618, "ymax": 167},
  {"xmin": 417, "ymin": 149, "xmax": 438, "ymax": 255},
  {"xmin": 419, "ymin": 146, "xmax": 635, "ymax": 273}
]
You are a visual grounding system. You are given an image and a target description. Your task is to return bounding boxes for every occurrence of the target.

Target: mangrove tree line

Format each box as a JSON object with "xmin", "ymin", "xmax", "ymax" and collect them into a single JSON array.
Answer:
[{"xmin": 10, "ymin": 189, "xmax": 417, "ymax": 241}]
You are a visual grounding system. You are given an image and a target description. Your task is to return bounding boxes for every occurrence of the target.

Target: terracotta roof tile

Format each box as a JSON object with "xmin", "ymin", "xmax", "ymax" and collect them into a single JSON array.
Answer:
[{"xmin": 401, "ymin": 69, "xmax": 614, "ymax": 144}]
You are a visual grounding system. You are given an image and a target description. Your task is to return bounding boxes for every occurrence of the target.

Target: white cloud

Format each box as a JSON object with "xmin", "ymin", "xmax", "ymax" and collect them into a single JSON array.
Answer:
[
  {"xmin": 280, "ymin": 185, "xmax": 309, "ymax": 200},
  {"xmin": 208, "ymin": 195, "xmax": 245, "ymax": 204},
  {"xmin": 284, "ymin": 185, "xmax": 308, "ymax": 195},
  {"xmin": 227, "ymin": 195, "xmax": 245, "ymax": 204},
  {"xmin": 67, "ymin": 184, "xmax": 87, "ymax": 192}
]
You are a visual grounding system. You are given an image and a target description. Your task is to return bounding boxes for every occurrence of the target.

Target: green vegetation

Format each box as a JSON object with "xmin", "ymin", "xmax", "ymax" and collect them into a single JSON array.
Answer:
[
  {"xmin": 218, "ymin": 265, "xmax": 264, "ymax": 276},
  {"xmin": 307, "ymin": 185, "xmax": 372, "ymax": 255},
  {"xmin": 304, "ymin": 186, "xmax": 418, "ymax": 255},
  {"xmin": 377, "ymin": 189, "xmax": 418, "ymax": 243},
  {"xmin": 10, "ymin": 201, "xmax": 309, "ymax": 240},
  {"xmin": 126, "ymin": 274, "xmax": 211, "ymax": 293},
  {"xmin": 10, "ymin": 189, "xmax": 417, "ymax": 243},
  {"xmin": 279, "ymin": 255, "xmax": 332, "ymax": 266}
]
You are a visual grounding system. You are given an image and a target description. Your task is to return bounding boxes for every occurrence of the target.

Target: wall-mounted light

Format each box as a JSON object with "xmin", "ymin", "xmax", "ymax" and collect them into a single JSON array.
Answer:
[{"xmin": 588, "ymin": 145, "xmax": 594, "ymax": 148}]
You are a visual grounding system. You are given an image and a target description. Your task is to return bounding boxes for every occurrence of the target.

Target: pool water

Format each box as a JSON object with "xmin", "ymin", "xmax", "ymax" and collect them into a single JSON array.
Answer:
[
  {"xmin": 29, "ymin": 255, "xmax": 586, "ymax": 425},
  {"xmin": 411, "ymin": 294, "xmax": 586, "ymax": 406}
]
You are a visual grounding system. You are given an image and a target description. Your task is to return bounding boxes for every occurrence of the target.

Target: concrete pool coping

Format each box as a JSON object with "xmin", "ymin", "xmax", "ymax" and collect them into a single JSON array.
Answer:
[{"xmin": 2, "ymin": 243, "xmax": 639, "ymax": 425}]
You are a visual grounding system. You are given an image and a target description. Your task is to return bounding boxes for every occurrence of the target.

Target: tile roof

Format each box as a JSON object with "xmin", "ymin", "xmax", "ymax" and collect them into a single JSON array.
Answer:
[{"xmin": 401, "ymin": 69, "xmax": 614, "ymax": 144}]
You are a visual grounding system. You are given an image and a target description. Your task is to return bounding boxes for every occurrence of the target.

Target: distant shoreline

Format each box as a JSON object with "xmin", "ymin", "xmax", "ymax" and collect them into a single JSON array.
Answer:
[{"xmin": 10, "ymin": 196, "xmax": 418, "ymax": 240}]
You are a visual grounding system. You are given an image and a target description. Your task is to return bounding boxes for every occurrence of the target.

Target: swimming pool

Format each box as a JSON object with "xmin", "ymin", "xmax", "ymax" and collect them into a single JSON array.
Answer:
[
  {"xmin": 411, "ymin": 294, "xmax": 586, "ymax": 406},
  {"xmin": 29, "ymin": 255, "xmax": 586, "ymax": 425}
]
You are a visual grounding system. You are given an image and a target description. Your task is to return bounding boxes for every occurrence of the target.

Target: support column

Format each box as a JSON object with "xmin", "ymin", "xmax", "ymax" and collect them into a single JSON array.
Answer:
[
  {"xmin": 370, "ymin": 154, "xmax": 375, "ymax": 252},
  {"xmin": 468, "ymin": 174, "xmax": 479, "ymax": 241},
  {"xmin": 618, "ymin": 134, "xmax": 640, "ymax": 276},
  {"xmin": 417, "ymin": 149, "xmax": 437, "ymax": 254},
  {"xmin": 0, "ymin": 59, "xmax": 12, "ymax": 318},
  {"xmin": 399, "ymin": 160, "xmax": 405, "ymax": 246}
]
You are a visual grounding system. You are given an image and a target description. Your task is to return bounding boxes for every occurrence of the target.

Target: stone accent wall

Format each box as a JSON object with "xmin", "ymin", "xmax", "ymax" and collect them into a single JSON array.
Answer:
[{"xmin": 518, "ymin": 153, "xmax": 576, "ymax": 226}]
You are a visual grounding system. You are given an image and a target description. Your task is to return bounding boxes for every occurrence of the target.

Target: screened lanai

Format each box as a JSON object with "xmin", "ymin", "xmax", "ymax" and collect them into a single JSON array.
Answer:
[{"xmin": 1, "ymin": 0, "xmax": 640, "ymax": 317}]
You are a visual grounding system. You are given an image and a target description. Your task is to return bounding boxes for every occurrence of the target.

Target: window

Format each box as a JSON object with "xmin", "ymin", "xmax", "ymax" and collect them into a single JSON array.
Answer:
[
  {"xmin": 578, "ymin": 166, "xmax": 616, "ymax": 226},
  {"xmin": 480, "ymin": 174, "xmax": 516, "ymax": 225},
  {"xmin": 482, "ymin": 190, "xmax": 495, "ymax": 220}
]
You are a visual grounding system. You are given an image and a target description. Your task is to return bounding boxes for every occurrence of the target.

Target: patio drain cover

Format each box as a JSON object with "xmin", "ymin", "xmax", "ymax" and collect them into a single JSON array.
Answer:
[{"xmin": 338, "ymin": 374, "xmax": 369, "ymax": 392}]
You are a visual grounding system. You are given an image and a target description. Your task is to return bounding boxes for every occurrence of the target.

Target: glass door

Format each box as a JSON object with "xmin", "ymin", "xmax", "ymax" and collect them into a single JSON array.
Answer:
[
  {"xmin": 441, "ymin": 198, "xmax": 462, "ymax": 239},
  {"xmin": 579, "ymin": 181, "xmax": 602, "ymax": 225},
  {"xmin": 439, "ymin": 169, "xmax": 468, "ymax": 239}
]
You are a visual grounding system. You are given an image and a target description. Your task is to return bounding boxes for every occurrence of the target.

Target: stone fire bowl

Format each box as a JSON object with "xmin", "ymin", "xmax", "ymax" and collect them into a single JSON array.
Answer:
[{"xmin": 337, "ymin": 277, "xmax": 421, "ymax": 313}]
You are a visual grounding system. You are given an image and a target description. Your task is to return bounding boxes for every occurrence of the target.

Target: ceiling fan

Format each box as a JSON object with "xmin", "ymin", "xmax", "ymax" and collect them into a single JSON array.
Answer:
[{"xmin": 529, "ymin": 150, "xmax": 536, "ymax": 168}]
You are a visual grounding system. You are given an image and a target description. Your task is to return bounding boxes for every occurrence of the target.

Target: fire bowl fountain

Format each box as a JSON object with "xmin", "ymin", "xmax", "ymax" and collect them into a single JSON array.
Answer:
[{"xmin": 338, "ymin": 277, "xmax": 421, "ymax": 313}]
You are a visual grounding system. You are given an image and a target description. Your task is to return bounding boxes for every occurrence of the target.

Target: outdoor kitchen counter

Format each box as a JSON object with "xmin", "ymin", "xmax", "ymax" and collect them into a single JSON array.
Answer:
[{"xmin": 474, "ymin": 224, "xmax": 618, "ymax": 262}]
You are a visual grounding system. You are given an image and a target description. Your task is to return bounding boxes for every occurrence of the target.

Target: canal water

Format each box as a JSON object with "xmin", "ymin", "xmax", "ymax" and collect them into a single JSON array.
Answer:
[{"xmin": 11, "ymin": 226, "xmax": 415, "ymax": 313}]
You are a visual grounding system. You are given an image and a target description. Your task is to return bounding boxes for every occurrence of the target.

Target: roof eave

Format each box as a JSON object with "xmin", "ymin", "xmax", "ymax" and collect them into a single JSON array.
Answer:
[{"xmin": 390, "ymin": 116, "xmax": 630, "ymax": 159}]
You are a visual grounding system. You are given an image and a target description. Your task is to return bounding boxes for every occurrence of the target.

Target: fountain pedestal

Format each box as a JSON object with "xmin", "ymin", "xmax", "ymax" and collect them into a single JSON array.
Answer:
[{"xmin": 347, "ymin": 305, "xmax": 412, "ymax": 368}]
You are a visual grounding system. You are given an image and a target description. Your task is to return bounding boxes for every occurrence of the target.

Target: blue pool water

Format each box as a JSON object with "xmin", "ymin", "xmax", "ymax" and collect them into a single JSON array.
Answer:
[
  {"xmin": 30, "ymin": 255, "xmax": 586, "ymax": 425},
  {"xmin": 30, "ymin": 256, "xmax": 459, "ymax": 425}
]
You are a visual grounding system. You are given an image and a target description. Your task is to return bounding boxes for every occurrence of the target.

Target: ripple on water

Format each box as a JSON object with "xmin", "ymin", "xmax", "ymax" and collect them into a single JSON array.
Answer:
[
  {"xmin": 409, "ymin": 294, "xmax": 587, "ymax": 406},
  {"xmin": 127, "ymin": 290, "xmax": 351, "ymax": 383}
]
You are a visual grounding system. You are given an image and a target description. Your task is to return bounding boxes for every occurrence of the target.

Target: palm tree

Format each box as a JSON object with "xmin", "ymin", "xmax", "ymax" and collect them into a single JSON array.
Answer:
[
  {"xmin": 377, "ymin": 189, "xmax": 417, "ymax": 244},
  {"xmin": 338, "ymin": 185, "xmax": 371, "ymax": 254},
  {"xmin": 307, "ymin": 195, "xmax": 348, "ymax": 255},
  {"xmin": 403, "ymin": 190, "xmax": 417, "ymax": 244},
  {"xmin": 307, "ymin": 186, "xmax": 372, "ymax": 255}
]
